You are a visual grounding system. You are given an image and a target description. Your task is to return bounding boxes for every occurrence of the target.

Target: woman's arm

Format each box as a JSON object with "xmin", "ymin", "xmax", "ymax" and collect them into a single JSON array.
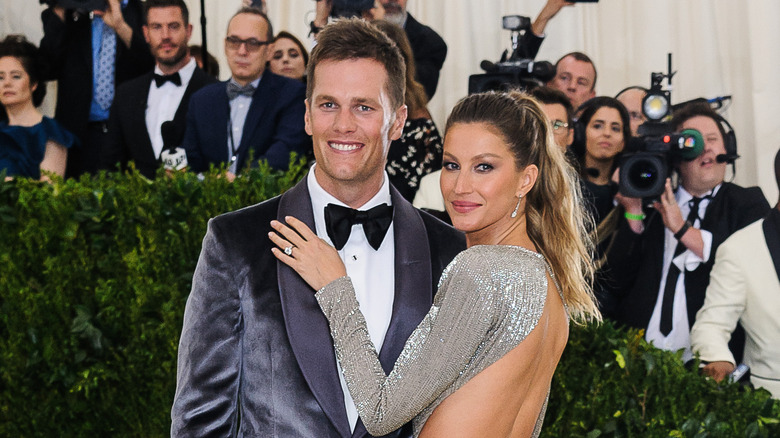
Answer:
[{"xmin": 39, "ymin": 140, "xmax": 67, "ymax": 181}]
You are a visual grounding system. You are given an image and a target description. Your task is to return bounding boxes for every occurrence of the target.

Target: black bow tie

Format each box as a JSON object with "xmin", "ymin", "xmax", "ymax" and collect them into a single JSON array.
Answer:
[
  {"xmin": 226, "ymin": 81, "xmax": 256, "ymax": 100},
  {"xmin": 324, "ymin": 203, "xmax": 394, "ymax": 251},
  {"xmin": 153, "ymin": 72, "xmax": 182, "ymax": 87}
]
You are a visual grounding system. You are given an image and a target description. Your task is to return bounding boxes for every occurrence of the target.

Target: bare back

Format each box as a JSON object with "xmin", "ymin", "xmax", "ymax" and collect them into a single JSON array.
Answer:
[{"xmin": 419, "ymin": 273, "xmax": 569, "ymax": 437}]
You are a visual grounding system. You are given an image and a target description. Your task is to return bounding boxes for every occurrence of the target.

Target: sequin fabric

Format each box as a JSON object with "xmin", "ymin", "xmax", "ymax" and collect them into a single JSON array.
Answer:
[{"xmin": 315, "ymin": 245, "xmax": 561, "ymax": 437}]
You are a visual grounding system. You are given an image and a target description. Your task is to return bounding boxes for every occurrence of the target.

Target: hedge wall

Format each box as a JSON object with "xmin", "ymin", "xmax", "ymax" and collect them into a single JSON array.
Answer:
[{"xmin": 1, "ymin": 165, "xmax": 778, "ymax": 437}]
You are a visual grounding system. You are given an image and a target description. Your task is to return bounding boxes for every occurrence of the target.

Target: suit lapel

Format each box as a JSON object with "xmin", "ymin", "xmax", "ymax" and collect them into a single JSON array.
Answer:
[
  {"xmin": 237, "ymin": 72, "xmax": 273, "ymax": 169},
  {"xmin": 378, "ymin": 186, "xmax": 432, "ymax": 372},
  {"xmin": 277, "ymin": 178, "xmax": 352, "ymax": 437}
]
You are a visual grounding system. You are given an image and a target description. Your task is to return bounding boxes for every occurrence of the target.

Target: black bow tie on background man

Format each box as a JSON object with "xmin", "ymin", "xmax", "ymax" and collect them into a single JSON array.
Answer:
[
  {"xmin": 153, "ymin": 72, "xmax": 182, "ymax": 87},
  {"xmin": 226, "ymin": 81, "xmax": 256, "ymax": 100},
  {"xmin": 324, "ymin": 203, "xmax": 394, "ymax": 251}
]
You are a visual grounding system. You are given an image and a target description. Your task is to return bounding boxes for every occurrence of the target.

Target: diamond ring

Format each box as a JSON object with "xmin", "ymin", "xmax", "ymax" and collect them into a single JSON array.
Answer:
[{"xmin": 283, "ymin": 245, "xmax": 294, "ymax": 256}]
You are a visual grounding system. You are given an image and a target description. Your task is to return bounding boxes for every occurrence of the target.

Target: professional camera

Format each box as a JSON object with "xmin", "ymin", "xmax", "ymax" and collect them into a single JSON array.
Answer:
[
  {"xmin": 618, "ymin": 60, "xmax": 704, "ymax": 198},
  {"xmin": 468, "ymin": 15, "xmax": 556, "ymax": 94},
  {"xmin": 316, "ymin": 0, "xmax": 376, "ymax": 18}
]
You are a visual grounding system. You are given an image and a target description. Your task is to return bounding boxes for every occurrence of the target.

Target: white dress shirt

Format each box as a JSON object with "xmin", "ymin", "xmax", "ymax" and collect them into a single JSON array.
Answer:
[
  {"xmin": 646, "ymin": 184, "xmax": 719, "ymax": 362},
  {"xmin": 145, "ymin": 57, "xmax": 196, "ymax": 158},
  {"xmin": 306, "ymin": 164, "xmax": 396, "ymax": 431}
]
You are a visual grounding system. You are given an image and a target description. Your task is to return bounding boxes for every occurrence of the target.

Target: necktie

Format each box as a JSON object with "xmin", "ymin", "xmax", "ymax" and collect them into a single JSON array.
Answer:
[
  {"xmin": 659, "ymin": 195, "xmax": 707, "ymax": 335},
  {"xmin": 324, "ymin": 203, "xmax": 394, "ymax": 251},
  {"xmin": 226, "ymin": 81, "xmax": 256, "ymax": 100},
  {"xmin": 94, "ymin": 20, "xmax": 117, "ymax": 111},
  {"xmin": 154, "ymin": 72, "xmax": 182, "ymax": 87}
]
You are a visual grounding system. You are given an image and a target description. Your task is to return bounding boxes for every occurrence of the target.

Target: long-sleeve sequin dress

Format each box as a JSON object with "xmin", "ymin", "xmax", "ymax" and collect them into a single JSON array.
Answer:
[{"xmin": 315, "ymin": 245, "xmax": 563, "ymax": 437}]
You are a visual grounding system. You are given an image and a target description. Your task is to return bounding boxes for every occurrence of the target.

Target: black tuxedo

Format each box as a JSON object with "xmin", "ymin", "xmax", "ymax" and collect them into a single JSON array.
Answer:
[
  {"xmin": 404, "ymin": 13, "xmax": 447, "ymax": 99},
  {"xmin": 606, "ymin": 183, "xmax": 769, "ymax": 335},
  {"xmin": 39, "ymin": 0, "xmax": 154, "ymax": 145},
  {"xmin": 171, "ymin": 177, "xmax": 466, "ymax": 437},
  {"xmin": 182, "ymin": 70, "xmax": 309, "ymax": 172},
  {"xmin": 102, "ymin": 66, "xmax": 217, "ymax": 178}
]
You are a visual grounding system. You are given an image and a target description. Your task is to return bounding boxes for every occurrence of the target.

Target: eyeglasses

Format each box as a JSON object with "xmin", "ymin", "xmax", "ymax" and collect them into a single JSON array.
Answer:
[
  {"xmin": 552, "ymin": 120, "xmax": 570, "ymax": 132},
  {"xmin": 225, "ymin": 36, "xmax": 270, "ymax": 52}
]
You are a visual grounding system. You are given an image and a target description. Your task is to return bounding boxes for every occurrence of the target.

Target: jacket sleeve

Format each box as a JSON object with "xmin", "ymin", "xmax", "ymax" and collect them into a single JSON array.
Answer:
[
  {"xmin": 38, "ymin": 7, "xmax": 69, "ymax": 81},
  {"xmin": 171, "ymin": 219, "xmax": 243, "ymax": 437},
  {"xmin": 690, "ymin": 237, "xmax": 746, "ymax": 365},
  {"xmin": 102, "ymin": 87, "xmax": 129, "ymax": 172},
  {"xmin": 181, "ymin": 93, "xmax": 207, "ymax": 173},
  {"xmin": 254, "ymin": 83, "xmax": 309, "ymax": 171}
]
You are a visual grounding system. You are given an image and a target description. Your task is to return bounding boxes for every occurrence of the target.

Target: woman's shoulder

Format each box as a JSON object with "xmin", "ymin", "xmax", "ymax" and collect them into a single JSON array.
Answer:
[
  {"xmin": 39, "ymin": 117, "xmax": 78, "ymax": 149},
  {"xmin": 446, "ymin": 245, "xmax": 548, "ymax": 282}
]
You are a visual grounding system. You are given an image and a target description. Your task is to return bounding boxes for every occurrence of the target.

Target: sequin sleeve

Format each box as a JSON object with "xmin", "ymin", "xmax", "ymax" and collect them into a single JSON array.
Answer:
[{"xmin": 315, "ymin": 246, "xmax": 549, "ymax": 436}]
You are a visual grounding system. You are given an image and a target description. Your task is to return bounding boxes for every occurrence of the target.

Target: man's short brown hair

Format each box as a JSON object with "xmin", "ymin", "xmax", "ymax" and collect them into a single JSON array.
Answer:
[{"xmin": 306, "ymin": 18, "xmax": 406, "ymax": 110}]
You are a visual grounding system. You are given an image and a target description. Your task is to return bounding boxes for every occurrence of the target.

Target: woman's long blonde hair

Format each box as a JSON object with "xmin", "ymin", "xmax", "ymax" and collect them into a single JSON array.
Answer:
[{"xmin": 445, "ymin": 90, "xmax": 601, "ymax": 322}]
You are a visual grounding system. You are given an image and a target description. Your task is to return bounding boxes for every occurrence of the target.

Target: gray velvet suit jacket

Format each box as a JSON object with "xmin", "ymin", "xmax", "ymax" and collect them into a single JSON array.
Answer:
[{"xmin": 171, "ymin": 176, "xmax": 466, "ymax": 437}]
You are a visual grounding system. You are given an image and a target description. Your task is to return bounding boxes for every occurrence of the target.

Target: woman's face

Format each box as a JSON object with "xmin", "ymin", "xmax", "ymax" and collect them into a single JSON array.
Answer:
[
  {"xmin": 0, "ymin": 56, "xmax": 35, "ymax": 108},
  {"xmin": 440, "ymin": 122, "xmax": 533, "ymax": 236},
  {"xmin": 269, "ymin": 37, "xmax": 306, "ymax": 81},
  {"xmin": 584, "ymin": 106, "xmax": 625, "ymax": 163}
]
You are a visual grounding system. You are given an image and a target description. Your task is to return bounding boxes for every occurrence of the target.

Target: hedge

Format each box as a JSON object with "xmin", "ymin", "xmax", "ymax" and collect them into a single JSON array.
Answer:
[{"xmin": 1, "ymin": 165, "xmax": 778, "ymax": 437}]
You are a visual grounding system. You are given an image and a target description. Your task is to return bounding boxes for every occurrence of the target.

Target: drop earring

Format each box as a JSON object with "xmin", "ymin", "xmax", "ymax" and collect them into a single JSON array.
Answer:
[{"xmin": 510, "ymin": 194, "xmax": 523, "ymax": 218}]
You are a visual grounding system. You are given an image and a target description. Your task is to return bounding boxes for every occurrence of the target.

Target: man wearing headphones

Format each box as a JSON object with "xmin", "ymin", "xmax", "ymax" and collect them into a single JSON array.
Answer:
[{"xmin": 606, "ymin": 102, "xmax": 770, "ymax": 363}]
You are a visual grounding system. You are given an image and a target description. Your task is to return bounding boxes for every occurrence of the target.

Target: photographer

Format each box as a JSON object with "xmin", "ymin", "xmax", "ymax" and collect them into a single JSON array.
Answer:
[
  {"xmin": 606, "ymin": 102, "xmax": 770, "ymax": 363},
  {"xmin": 38, "ymin": 0, "xmax": 153, "ymax": 178}
]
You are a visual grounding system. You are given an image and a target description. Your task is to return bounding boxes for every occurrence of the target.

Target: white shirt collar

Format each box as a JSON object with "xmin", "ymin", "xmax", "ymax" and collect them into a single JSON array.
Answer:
[
  {"xmin": 154, "ymin": 56, "xmax": 197, "ymax": 86},
  {"xmin": 306, "ymin": 163, "xmax": 392, "ymax": 238}
]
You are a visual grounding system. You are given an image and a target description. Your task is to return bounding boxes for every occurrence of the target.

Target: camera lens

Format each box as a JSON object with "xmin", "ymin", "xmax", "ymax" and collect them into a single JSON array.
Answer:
[
  {"xmin": 619, "ymin": 153, "xmax": 667, "ymax": 198},
  {"xmin": 628, "ymin": 158, "xmax": 658, "ymax": 190}
]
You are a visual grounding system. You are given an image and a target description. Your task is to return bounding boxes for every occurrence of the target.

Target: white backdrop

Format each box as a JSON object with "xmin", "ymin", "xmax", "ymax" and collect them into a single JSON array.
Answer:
[{"xmin": 3, "ymin": 0, "xmax": 779, "ymax": 201}]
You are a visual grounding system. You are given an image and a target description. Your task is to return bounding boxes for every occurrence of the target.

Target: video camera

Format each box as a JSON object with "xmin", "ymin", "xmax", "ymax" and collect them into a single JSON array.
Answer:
[
  {"xmin": 315, "ymin": 0, "xmax": 376, "ymax": 18},
  {"xmin": 468, "ymin": 15, "xmax": 556, "ymax": 94},
  {"xmin": 618, "ymin": 56, "xmax": 704, "ymax": 198}
]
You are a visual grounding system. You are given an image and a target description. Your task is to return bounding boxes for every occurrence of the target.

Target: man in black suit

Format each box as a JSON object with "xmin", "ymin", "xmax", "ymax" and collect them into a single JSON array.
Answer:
[
  {"xmin": 171, "ymin": 18, "xmax": 465, "ymax": 437},
  {"xmin": 607, "ymin": 102, "xmax": 770, "ymax": 363},
  {"xmin": 102, "ymin": 0, "xmax": 216, "ymax": 178},
  {"xmin": 39, "ymin": 0, "xmax": 154, "ymax": 178},
  {"xmin": 181, "ymin": 7, "xmax": 309, "ymax": 178},
  {"xmin": 381, "ymin": 0, "xmax": 446, "ymax": 99}
]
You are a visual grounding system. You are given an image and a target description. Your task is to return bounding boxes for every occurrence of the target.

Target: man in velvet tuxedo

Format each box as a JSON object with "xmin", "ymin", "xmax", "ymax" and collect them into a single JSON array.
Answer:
[
  {"xmin": 102, "ymin": 0, "xmax": 216, "ymax": 178},
  {"xmin": 607, "ymin": 102, "xmax": 770, "ymax": 363},
  {"xmin": 171, "ymin": 18, "xmax": 465, "ymax": 437},
  {"xmin": 181, "ymin": 7, "xmax": 308, "ymax": 178}
]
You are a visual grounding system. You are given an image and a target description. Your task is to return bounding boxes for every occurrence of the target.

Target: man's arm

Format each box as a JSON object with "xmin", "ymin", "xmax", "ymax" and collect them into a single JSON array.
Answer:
[
  {"xmin": 101, "ymin": 86, "xmax": 130, "ymax": 172},
  {"xmin": 181, "ymin": 93, "xmax": 207, "ymax": 173},
  {"xmin": 690, "ymin": 236, "xmax": 747, "ymax": 381},
  {"xmin": 254, "ymin": 84, "xmax": 309, "ymax": 171},
  {"xmin": 39, "ymin": 6, "xmax": 69, "ymax": 81},
  {"xmin": 171, "ymin": 219, "xmax": 243, "ymax": 436},
  {"xmin": 515, "ymin": 0, "xmax": 573, "ymax": 60}
]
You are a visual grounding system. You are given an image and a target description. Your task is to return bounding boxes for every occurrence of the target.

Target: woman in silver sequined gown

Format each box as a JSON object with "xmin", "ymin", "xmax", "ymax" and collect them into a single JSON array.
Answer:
[{"xmin": 271, "ymin": 91, "xmax": 601, "ymax": 437}]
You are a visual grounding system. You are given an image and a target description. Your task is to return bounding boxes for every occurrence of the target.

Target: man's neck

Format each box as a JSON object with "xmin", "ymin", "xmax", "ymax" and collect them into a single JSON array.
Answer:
[
  {"xmin": 232, "ymin": 72, "xmax": 262, "ymax": 87},
  {"xmin": 681, "ymin": 181, "xmax": 720, "ymax": 198},
  {"xmin": 157, "ymin": 54, "xmax": 191, "ymax": 76},
  {"xmin": 313, "ymin": 168, "xmax": 384, "ymax": 209}
]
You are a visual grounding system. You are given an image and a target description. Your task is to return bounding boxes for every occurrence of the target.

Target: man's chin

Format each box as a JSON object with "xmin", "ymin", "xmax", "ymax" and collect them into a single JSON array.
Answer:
[{"xmin": 384, "ymin": 12, "xmax": 405, "ymax": 26}]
